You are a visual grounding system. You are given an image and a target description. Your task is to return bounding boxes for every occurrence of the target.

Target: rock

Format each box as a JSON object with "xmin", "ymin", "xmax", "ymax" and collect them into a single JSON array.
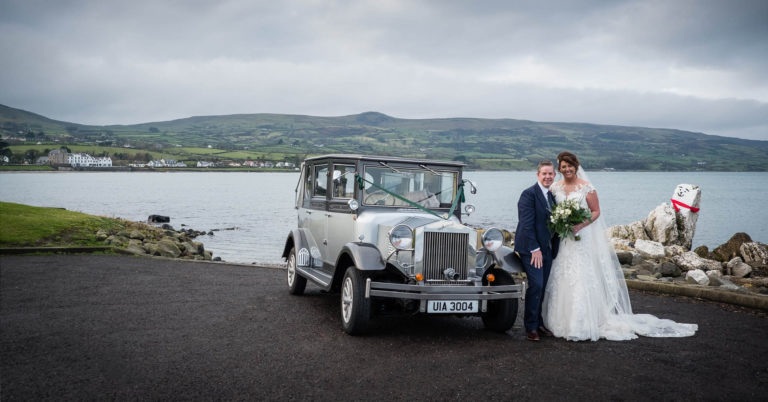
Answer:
[
  {"xmin": 706, "ymin": 270, "xmax": 723, "ymax": 286},
  {"xmin": 631, "ymin": 253, "xmax": 645, "ymax": 266},
  {"xmin": 664, "ymin": 245, "xmax": 686, "ymax": 257},
  {"xmin": 96, "ymin": 229, "xmax": 109, "ymax": 241},
  {"xmin": 711, "ymin": 233, "xmax": 752, "ymax": 262},
  {"xmin": 148, "ymin": 214, "xmax": 170, "ymax": 223},
  {"xmin": 192, "ymin": 241, "xmax": 205, "ymax": 254},
  {"xmin": 608, "ymin": 221, "xmax": 649, "ymax": 243},
  {"xmin": 644, "ymin": 203, "xmax": 679, "ymax": 246},
  {"xmin": 616, "ymin": 251, "xmax": 633, "ymax": 265},
  {"xmin": 693, "ymin": 245, "xmax": 709, "ymax": 258},
  {"xmin": 659, "ymin": 261, "xmax": 682, "ymax": 277},
  {"xmin": 671, "ymin": 184, "xmax": 701, "ymax": 250},
  {"xmin": 674, "ymin": 251, "xmax": 722, "ymax": 272},
  {"xmin": 117, "ymin": 230, "xmax": 131, "ymax": 238},
  {"xmin": 180, "ymin": 241, "xmax": 199, "ymax": 256},
  {"xmin": 637, "ymin": 275, "xmax": 658, "ymax": 281},
  {"xmin": 727, "ymin": 257, "xmax": 753, "ymax": 278},
  {"xmin": 685, "ymin": 269, "xmax": 710, "ymax": 286},
  {"xmin": 740, "ymin": 242, "xmax": 768, "ymax": 265},
  {"xmin": 632, "ymin": 266, "xmax": 653, "ymax": 277},
  {"xmin": 635, "ymin": 239, "xmax": 666, "ymax": 259},
  {"xmin": 213, "ymin": 256, "xmax": 222, "ymax": 262},
  {"xmin": 129, "ymin": 230, "xmax": 145, "ymax": 240},
  {"xmin": 125, "ymin": 243, "xmax": 147, "ymax": 255},
  {"xmin": 161, "ymin": 223, "xmax": 175, "ymax": 231},
  {"xmin": 105, "ymin": 235, "xmax": 129, "ymax": 247},
  {"xmin": 622, "ymin": 268, "xmax": 638, "ymax": 279},
  {"xmin": 155, "ymin": 239, "xmax": 182, "ymax": 258},
  {"xmin": 611, "ymin": 238, "xmax": 633, "ymax": 251},
  {"xmin": 204, "ymin": 251, "xmax": 213, "ymax": 260}
]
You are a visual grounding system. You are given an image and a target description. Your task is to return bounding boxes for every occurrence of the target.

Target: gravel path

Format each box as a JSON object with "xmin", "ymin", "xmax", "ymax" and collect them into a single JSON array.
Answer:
[{"xmin": 2, "ymin": 255, "xmax": 767, "ymax": 400}]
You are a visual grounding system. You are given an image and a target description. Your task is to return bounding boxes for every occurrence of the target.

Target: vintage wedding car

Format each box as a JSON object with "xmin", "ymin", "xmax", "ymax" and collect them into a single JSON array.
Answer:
[{"xmin": 281, "ymin": 154, "xmax": 525, "ymax": 334}]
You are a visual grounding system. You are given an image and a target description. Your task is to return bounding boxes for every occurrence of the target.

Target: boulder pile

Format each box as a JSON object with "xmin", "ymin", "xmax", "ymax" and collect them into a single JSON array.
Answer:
[
  {"xmin": 96, "ymin": 221, "xmax": 214, "ymax": 260},
  {"xmin": 607, "ymin": 184, "xmax": 768, "ymax": 295}
]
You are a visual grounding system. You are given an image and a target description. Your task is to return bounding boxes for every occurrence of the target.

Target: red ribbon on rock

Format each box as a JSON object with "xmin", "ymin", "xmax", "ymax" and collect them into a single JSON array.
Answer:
[{"xmin": 671, "ymin": 199, "xmax": 700, "ymax": 213}]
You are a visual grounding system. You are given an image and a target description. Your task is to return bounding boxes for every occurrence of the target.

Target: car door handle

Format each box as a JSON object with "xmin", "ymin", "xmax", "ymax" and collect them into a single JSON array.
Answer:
[{"xmin": 323, "ymin": 240, "xmax": 328, "ymax": 245}]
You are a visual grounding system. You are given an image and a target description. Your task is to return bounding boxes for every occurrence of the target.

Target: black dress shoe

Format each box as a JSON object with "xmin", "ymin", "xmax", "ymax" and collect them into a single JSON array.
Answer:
[
  {"xmin": 538, "ymin": 326, "xmax": 554, "ymax": 337},
  {"xmin": 526, "ymin": 331, "xmax": 540, "ymax": 341}
]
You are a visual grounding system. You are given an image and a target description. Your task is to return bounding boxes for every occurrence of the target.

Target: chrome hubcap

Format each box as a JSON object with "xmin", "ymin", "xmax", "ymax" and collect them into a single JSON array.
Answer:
[{"xmin": 341, "ymin": 276, "xmax": 353, "ymax": 323}]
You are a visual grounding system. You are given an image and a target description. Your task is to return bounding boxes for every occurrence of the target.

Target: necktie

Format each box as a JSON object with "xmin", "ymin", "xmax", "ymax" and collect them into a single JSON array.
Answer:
[{"xmin": 547, "ymin": 191, "xmax": 555, "ymax": 208}]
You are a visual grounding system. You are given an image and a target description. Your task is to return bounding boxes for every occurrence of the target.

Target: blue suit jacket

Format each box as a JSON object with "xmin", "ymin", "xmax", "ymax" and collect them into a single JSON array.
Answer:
[{"xmin": 513, "ymin": 183, "xmax": 559, "ymax": 258}]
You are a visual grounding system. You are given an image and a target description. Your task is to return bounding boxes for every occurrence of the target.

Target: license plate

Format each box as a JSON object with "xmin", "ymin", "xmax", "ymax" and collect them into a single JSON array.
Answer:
[{"xmin": 427, "ymin": 300, "xmax": 478, "ymax": 313}]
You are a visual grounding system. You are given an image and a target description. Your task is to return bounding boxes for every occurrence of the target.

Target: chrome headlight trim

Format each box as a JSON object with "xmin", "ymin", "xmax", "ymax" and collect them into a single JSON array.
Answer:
[
  {"xmin": 482, "ymin": 227, "xmax": 504, "ymax": 252},
  {"xmin": 389, "ymin": 224, "xmax": 414, "ymax": 250}
]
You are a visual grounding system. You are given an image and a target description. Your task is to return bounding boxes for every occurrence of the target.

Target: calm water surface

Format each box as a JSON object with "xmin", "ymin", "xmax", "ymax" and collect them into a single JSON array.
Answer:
[{"xmin": 1, "ymin": 171, "xmax": 765, "ymax": 265}]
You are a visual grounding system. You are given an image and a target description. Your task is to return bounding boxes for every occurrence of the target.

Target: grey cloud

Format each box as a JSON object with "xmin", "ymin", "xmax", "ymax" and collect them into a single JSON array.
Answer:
[{"xmin": 0, "ymin": 0, "xmax": 766, "ymax": 140}]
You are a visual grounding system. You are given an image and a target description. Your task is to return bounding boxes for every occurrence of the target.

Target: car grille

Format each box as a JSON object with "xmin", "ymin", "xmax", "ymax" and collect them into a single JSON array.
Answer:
[{"xmin": 423, "ymin": 231, "xmax": 468, "ymax": 285}]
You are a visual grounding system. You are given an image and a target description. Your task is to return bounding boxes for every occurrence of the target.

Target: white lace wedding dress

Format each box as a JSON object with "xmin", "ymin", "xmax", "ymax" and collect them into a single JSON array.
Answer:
[{"xmin": 542, "ymin": 178, "xmax": 698, "ymax": 341}]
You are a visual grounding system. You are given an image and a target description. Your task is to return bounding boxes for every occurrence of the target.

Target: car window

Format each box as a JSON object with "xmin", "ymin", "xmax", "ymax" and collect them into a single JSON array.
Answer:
[
  {"xmin": 362, "ymin": 166, "xmax": 457, "ymax": 207},
  {"xmin": 332, "ymin": 164, "xmax": 355, "ymax": 199},
  {"xmin": 303, "ymin": 165, "xmax": 313, "ymax": 200},
  {"xmin": 313, "ymin": 164, "xmax": 328, "ymax": 197}
]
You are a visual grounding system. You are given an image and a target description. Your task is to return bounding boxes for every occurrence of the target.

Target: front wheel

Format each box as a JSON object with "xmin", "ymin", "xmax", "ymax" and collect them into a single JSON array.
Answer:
[
  {"xmin": 287, "ymin": 247, "xmax": 307, "ymax": 295},
  {"xmin": 340, "ymin": 267, "xmax": 370, "ymax": 335},
  {"xmin": 481, "ymin": 271, "xmax": 518, "ymax": 332}
]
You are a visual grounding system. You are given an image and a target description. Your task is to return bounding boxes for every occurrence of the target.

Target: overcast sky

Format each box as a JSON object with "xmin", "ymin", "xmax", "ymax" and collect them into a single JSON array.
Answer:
[{"xmin": 1, "ymin": 0, "xmax": 766, "ymax": 140}]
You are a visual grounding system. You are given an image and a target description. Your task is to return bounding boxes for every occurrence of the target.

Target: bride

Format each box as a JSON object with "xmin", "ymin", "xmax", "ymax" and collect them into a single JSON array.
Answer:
[{"xmin": 542, "ymin": 151, "xmax": 698, "ymax": 341}]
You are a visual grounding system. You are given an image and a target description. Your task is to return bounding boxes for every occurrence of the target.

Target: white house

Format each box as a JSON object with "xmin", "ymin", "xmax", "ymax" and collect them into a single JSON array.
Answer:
[
  {"xmin": 197, "ymin": 161, "xmax": 215, "ymax": 168},
  {"xmin": 68, "ymin": 153, "xmax": 112, "ymax": 167}
]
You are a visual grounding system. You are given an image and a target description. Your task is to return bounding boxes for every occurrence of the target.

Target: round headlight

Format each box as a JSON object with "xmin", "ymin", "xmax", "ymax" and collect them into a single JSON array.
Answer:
[
  {"xmin": 347, "ymin": 199, "xmax": 359, "ymax": 211},
  {"xmin": 389, "ymin": 224, "xmax": 413, "ymax": 250},
  {"xmin": 482, "ymin": 228, "xmax": 504, "ymax": 252},
  {"xmin": 464, "ymin": 204, "xmax": 476, "ymax": 215}
]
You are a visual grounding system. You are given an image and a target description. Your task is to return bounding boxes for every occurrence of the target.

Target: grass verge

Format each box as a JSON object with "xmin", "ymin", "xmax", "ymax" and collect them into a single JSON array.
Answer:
[{"xmin": 0, "ymin": 201, "xmax": 127, "ymax": 247}]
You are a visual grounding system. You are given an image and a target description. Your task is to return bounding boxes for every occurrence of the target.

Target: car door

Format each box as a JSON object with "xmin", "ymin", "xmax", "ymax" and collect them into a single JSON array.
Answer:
[
  {"xmin": 326, "ymin": 162, "xmax": 357, "ymax": 265},
  {"xmin": 308, "ymin": 161, "xmax": 329, "ymax": 266}
]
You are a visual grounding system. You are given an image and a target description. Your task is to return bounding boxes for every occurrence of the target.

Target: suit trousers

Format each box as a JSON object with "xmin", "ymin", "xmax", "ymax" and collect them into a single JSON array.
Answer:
[{"xmin": 521, "ymin": 251, "xmax": 553, "ymax": 332}]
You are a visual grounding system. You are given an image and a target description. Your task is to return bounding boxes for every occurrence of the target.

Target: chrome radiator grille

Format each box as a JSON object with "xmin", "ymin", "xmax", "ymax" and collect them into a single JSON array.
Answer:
[{"xmin": 423, "ymin": 231, "xmax": 468, "ymax": 284}]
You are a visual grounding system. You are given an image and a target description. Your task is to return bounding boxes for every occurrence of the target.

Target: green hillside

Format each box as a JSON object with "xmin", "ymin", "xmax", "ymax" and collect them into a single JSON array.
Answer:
[{"xmin": 2, "ymin": 104, "xmax": 766, "ymax": 171}]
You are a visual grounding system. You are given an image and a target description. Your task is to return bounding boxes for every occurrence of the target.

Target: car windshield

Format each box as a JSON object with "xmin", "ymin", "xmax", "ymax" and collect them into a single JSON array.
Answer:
[{"xmin": 361, "ymin": 165, "xmax": 458, "ymax": 208}]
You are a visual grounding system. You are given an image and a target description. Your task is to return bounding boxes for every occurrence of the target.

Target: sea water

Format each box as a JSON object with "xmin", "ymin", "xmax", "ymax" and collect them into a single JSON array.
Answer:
[{"xmin": 1, "ymin": 171, "xmax": 765, "ymax": 264}]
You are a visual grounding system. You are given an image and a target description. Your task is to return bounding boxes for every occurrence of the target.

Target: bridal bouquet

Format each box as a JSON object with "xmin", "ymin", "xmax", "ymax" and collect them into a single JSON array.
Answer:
[{"xmin": 548, "ymin": 199, "xmax": 592, "ymax": 241}]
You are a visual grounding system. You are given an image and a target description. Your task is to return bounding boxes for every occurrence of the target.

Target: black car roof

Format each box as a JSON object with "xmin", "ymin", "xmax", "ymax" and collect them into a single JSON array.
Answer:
[{"xmin": 304, "ymin": 154, "xmax": 465, "ymax": 167}]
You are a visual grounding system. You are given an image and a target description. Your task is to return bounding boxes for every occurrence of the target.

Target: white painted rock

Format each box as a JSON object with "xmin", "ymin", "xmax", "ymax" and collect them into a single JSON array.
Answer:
[
  {"xmin": 644, "ymin": 203, "xmax": 679, "ymax": 246},
  {"xmin": 727, "ymin": 257, "xmax": 753, "ymax": 278},
  {"xmin": 671, "ymin": 184, "xmax": 701, "ymax": 250},
  {"xmin": 686, "ymin": 269, "xmax": 710, "ymax": 286},
  {"xmin": 740, "ymin": 242, "xmax": 768, "ymax": 265},
  {"xmin": 674, "ymin": 251, "xmax": 722, "ymax": 272},
  {"xmin": 635, "ymin": 239, "xmax": 666, "ymax": 259}
]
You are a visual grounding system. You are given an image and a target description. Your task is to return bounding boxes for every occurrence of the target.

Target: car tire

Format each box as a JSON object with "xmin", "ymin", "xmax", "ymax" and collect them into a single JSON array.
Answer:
[
  {"xmin": 481, "ymin": 271, "xmax": 518, "ymax": 332},
  {"xmin": 340, "ymin": 266, "xmax": 370, "ymax": 335},
  {"xmin": 287, "ymin": 247, "xmax": 307, "ymax": 295}
]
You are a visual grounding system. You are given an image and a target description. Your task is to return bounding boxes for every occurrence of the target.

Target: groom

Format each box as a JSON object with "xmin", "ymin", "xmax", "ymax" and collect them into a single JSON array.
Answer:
[{"xmin": 514, "ymin": 160, "xmax": 559, "ymax": 341}]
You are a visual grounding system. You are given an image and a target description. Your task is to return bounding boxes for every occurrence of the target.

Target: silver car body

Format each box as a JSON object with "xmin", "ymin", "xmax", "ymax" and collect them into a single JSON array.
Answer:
[{"xmin": 282, "ymin": 154, "xmax": 524, "ymax": 317}]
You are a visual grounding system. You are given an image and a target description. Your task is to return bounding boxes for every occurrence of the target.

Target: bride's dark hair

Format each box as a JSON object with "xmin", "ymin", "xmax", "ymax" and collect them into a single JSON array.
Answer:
[{"xmin": 557, "ymin": 151, "xmax": 580, "ymax": 171}]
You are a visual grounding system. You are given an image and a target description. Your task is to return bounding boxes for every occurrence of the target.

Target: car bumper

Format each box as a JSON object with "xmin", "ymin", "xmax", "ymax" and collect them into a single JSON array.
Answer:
[{"xmin": 366, "ymin": 279, "xmax": 525, "ymax": 300}]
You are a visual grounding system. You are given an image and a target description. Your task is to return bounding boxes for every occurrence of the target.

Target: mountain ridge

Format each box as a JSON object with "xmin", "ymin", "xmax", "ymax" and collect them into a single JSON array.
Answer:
[{"xmin": 1, "ymin": 104, "xmax": 766, "ymax": 171}]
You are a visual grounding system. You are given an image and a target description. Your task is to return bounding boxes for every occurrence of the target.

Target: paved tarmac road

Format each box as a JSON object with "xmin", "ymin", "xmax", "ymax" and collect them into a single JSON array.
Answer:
[{"xmin": 2, "ymin": 255, "xmax": 767, "ymax": 401}]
